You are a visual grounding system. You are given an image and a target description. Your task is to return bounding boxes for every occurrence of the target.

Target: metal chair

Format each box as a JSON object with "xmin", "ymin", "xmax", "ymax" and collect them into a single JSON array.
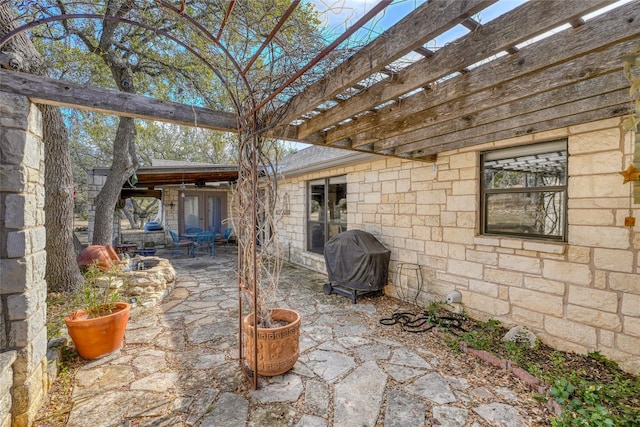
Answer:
[
  {"xmin": 215, "ymin": 227, "xmax": 233, "ymax": 253},
  {"xmin": 192, "ymin": 232, "xmax": 215, "ymax": 257},
  {"xmin": 169, "ymin": 230, "xmax": 192, "ymax": 257}
]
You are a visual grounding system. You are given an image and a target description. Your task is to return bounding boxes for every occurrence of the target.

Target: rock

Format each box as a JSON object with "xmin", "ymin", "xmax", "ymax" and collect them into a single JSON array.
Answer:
[
  {"xmin": 502, "ymin": 325, "xmax": 537, "ymax": 348},
  {"xmin": 334, "ymin": 361, "xmax": 387, "ymax": 427},
  {"xmin": 404, "ymin": 372, "xmax": 456, "ymax": 404},
  {"xmin": 384, "ymin": 390, "xmax": 426, "ymax": 427},
  {"xmin": 200, "ymin": 392, "xmax": 248, "ymax": 427},
  {"xmin": 474, "ymin": 403, "xmax": 526, "ymax": 427}
]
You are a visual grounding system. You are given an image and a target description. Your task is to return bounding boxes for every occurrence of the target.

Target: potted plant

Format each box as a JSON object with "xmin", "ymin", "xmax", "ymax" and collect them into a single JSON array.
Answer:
[
  {"xmin": 64, "ymin": 261, "xmax": 130, "ymax": 359},
  {"xmin": 235, "ymin": 132, "xmax": 301, "ymax": 380}
]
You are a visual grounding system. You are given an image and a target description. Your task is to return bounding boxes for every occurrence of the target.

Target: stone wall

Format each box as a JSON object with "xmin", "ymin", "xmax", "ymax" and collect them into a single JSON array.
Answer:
[
  {"xmin": 276, "ymin": 117, "xmax": 640, "ymax": 374},
  {"xmin": 0, "ymin": 92, "xmax": 49, "ymax": 426},
  {"xmin": 120, "ymin": 230, "xmax": 168, "ymax": 249}
]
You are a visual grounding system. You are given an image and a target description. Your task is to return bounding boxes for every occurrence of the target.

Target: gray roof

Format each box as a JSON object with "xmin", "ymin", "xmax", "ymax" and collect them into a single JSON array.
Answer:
[{"xmin": 277, "ymin": 145, "xmax": 377, "ymax": 177}]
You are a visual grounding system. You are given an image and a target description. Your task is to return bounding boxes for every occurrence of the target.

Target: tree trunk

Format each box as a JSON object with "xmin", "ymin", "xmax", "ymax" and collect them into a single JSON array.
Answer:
[
  {"xmin": 91, "ymin": 3, "xmax": 139, "ymax": 245},
  {"xmin": 42, "ymin": 105, "xmax": 85, "ymax": 291},
  {"xmin": 0, "ymin": 4, "xmax": 83, "ymax": 292},
  {"xmin": 92, "ymin": 116, "xmax": 137, "ymax": 245}
]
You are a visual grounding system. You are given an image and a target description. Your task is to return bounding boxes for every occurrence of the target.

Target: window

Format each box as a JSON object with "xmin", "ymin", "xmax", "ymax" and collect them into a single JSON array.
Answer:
[
  {"xmin": 307, "ymin": 176, "xmax": 347, "ymax": 253},
  {"xmin": 481, "ymin": 140, "xmax": 567, "ymax": 241}
]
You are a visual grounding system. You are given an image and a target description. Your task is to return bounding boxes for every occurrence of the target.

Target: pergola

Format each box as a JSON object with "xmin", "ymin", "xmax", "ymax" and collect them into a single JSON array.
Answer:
[
  {"xmin": 1, "ymin": 0, "xmax": 639, "ymax": 403},
  {"xmin": 1, "ymin": 0, "xmax": 637, "ymax": 163}
]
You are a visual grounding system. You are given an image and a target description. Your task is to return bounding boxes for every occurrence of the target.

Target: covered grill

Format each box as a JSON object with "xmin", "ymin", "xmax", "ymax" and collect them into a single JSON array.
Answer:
[{"xmin": 323, "ymin": 230, "xmax": 390, "ymax": 303}]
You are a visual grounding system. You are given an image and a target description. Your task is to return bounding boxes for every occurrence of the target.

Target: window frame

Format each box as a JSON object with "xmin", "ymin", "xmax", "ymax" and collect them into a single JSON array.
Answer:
[
  {"xmin": 306, "ymin": 175, "xmax": 347, "ymax": 254},
  {"xmin": 480, "ymin": 140, "xmax": 568, "ymax": 242}
]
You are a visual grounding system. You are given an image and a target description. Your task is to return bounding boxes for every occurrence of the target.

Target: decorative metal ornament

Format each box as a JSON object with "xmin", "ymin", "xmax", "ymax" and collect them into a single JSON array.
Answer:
[{"xmin": 620, "ymin": 164, "xmax": 640, "ymax": 184}]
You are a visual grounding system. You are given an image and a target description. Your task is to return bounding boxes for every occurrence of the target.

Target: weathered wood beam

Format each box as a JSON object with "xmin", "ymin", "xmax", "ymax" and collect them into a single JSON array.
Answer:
[
  {"xmin": 412, "ymin": 104, "xmax": 631, "ymax": 161},
  {"xmin": 406, "ymin": 89, "xmax": 631, "ymax": 158},
  {"xmin": 319, "ymin": 2, "xmax": 640, "ymax": 147},
  {"xmin": 276, "ymin": 0, "xmax": 496, "ymax": 128},
  {"xmin": 0, "ymin": 69, "xmax": 238, "ymax": 131},
  {"xmin": 120, "ymin": 189, "xmax": 163, "ymax": 199},
  {"xmin": 296, "ymin": 0, "xmax": 615, "ymax": 139},
  {"xmin": 390, "ymin": 74, "xmax": 628, "ymax": 155},
  {"xmin": 352, "ymin": 41, "xmax": 636, "ymax": 151}
]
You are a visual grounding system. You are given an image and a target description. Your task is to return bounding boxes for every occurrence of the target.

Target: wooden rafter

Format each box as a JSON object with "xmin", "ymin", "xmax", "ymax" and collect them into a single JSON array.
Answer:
[
  {"xmin": 294, "ymin": 0, "xmax": 615, "ymax": 140},
  {"xmin": 413, "ymin": 94, "xmax": 632, "ymax": 159},
  {"xmin": 1, "ymin": 0, "xmax": 636, "ymax": 163},
  {"xmin": 358, "ymin": 40, "xmax": 637, "ymax": 153},
  {"xmin": 275, "ymin": 0, "xmax": 496, "ymax": 128},
  {"xmin": 397, "ymin": 82, "xmax": 630, "ymax": 157}
]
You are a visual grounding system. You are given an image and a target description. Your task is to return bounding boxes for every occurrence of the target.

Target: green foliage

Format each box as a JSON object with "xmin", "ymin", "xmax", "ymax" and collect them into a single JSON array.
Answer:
[
  {"xmin": 77, "ymin": 261, "xmax": 124, "ymax": 318},
  {"xmin": 549, "ymin": 372, "xmax": 640, "ymax": 427},
  {"xmin": 460, "ymin": 330, "xmax": 491, "ymax": 351},
  {"xmin": 433, "ymin": 312, "xmax": 640, "ymax": 426},
  {"xmin": 550, "ymin": 351, "xmax": 567, "ymax": 368},
  {"xmin": 503, "ymin": 339, "xmax": 529, "ymax": 365},
  {"xmin": 542, "ymin": 352, "xmax": 640, "ymax": 426}
]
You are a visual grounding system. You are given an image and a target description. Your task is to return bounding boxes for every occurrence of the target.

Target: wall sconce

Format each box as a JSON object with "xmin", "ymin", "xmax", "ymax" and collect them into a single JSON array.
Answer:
[{"xmin": 168, "ymin": 201, "xmax": 175, "ymax": 210}]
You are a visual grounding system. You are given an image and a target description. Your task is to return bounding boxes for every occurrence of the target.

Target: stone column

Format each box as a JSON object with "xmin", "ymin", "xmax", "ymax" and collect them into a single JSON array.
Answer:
[{"xmin": 0, "ymin": 92, "xmax": 48, "ymax": 427}]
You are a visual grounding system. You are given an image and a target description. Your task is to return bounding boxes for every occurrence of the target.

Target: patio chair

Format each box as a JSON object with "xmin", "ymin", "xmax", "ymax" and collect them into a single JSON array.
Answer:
[
  {"xmin": 169, "ymin": 230, "xmax": 192, "ymax": 257},
  {"xmin": 192, "ymin": 232, "xmax": 215, "ymax": 257},
  {"xmin": 215, "ymin": 227, "xmax": 233, "ymax": 253}
]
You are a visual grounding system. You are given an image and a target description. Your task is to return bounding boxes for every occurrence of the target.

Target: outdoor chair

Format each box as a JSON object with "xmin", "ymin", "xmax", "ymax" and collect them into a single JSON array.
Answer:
[
  {"xmin": 169, "ymin": 230, "xmax": 192, "ymax": 257},
  {"xmin": 215, "ymin": 227, "xmax": 233, "ymax": 253},
  {"xmin": 192, "ymin": 232, "xmax": 215, "ymax": 257}
]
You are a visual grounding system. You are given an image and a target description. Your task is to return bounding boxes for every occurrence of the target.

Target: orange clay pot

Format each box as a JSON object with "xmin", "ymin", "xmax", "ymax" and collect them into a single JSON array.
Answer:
[
  {"xmin": 77, "ymin": 245, "xmax": 120, "ymax": 270},
  {"xmin": 64, "ymin": 302, "xmax": 130, "ymax": 359},
  {"xmin": 244, "ymin": 308, "xmax": 301, "ymax": 376}
]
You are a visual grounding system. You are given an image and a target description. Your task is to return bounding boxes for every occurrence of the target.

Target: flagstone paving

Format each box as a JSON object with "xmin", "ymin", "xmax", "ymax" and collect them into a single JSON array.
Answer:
[{"xmin": 63, "ymin": 248, "xmax": 550, "ymax": 426}]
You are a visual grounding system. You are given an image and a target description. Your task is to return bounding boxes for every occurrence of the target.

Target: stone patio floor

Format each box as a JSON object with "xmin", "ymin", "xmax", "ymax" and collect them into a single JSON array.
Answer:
[{"xmin": 63, "ymin": 247, "xmax": 551, "ymax": 426}]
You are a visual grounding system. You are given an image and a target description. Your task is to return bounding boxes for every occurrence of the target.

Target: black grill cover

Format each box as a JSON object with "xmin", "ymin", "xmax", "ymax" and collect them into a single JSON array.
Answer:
[{"xmin": 323, "ymin": 230, "xmax": 390, "ymax": 291}]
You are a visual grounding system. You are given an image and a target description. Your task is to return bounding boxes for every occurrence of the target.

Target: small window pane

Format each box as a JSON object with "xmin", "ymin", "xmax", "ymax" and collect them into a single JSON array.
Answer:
[
  {"xmin": 485, "ymin": 191, "xmax": 565, "ymax": 238},
  {"xmin": 481, "ymin": 140, "xmax": 567, "ymax": 241},
  {"xmin": 484, "ymin": 152, "xmax": 566, "ymax": 189}
]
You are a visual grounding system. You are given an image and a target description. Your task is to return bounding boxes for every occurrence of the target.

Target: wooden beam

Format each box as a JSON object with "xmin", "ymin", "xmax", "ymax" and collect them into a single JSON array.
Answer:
[
  {"xmin": 295, "ymin": 0, "xmax": 615, "ymax": 139},
  {"xmin": 0, "ymin": 69, "xmax": 238, "ymax": 131},
  {"xmin": 320, "ymin": 3, "xmax": 640, "ymax": 147},
  {"xmin": 276, "ymin": 0, "xmax": 496, "ymax": 128},
  {"xmin": 406, "ymin": 89, "xmax": 631, "ymax": 158},
  {"xmin": 390, "ymin": 74, "xmax": 629, "ymax": 155},
  {"xmin": 354, "ymin": 41, "xmax": 634, "ymax": 151},
  {"xmin": 412, "ymin": 104, "xmax": 631, "ymax": 160},
  {"xmin": 120, "ymin": 189, "xmax": 163, "ymax": 199}
]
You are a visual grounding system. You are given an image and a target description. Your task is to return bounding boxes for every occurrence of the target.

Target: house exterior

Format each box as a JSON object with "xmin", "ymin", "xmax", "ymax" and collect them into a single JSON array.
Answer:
[
  {"xmin": 275, "ymin": 117, "xmax": 639, "ymax": 375},
  {"xmin": 87, "ymin": 160, "xmax": 236, "ymax": 249}
]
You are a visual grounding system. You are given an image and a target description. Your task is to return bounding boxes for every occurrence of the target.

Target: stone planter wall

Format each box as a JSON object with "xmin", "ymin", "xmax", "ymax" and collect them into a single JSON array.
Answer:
[
  {"xmin": 0, "ymin": 92, "xmax": 49, "ymax": 426},
  {"xmin": 276, "ymin": 117, "xmax": 640, "ymax": 374}
]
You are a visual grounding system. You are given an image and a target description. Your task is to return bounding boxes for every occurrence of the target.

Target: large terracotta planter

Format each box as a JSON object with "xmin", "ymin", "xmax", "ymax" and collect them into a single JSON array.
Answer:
[
  {"xmin": 64, "ymin": 302, "xmax": 130, "ymax": 359},
  {"xmin": 243, "ymin": 308, "xmax": 301, "ymax": 376},
  {"xmin": 77, "ymin": 245, "xmax": 120, "ymax": 270}
]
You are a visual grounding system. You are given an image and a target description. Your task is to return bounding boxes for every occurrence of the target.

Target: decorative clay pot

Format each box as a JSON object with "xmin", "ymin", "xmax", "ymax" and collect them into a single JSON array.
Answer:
[
  {"xmin": 77, "ymin": 245, "xmax": 120, "ymax": 270},
  {"xmin": 64, "ymin": 302, "xmax": 130, "ymax": 359},
  {"xmin": 243, "ymin": 308, "xmax": 301, "ymax": 376}
]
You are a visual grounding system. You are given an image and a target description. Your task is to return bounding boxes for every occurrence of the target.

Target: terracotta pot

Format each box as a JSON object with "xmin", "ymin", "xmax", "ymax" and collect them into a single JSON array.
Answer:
[
  {"xmin": 77, "ymin": 245, "xmax": 120, "ymax": 270},
  {"xmin": 64, "ymin": 302, "xmax": 130, "ymax": 359},
  {"xmin": 243, "ymin": 308, "xmax": 301, "ymax": 376}
]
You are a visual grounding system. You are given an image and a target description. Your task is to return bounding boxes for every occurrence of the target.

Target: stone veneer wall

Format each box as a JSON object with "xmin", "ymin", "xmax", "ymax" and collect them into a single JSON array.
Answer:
[
  {"xmin": 275, "ymin": 117, "xmax": 640, "ymax": 374},
  {"xmin": 0, "ymin": 92, "xmax": 49, "ymax": 426}
]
